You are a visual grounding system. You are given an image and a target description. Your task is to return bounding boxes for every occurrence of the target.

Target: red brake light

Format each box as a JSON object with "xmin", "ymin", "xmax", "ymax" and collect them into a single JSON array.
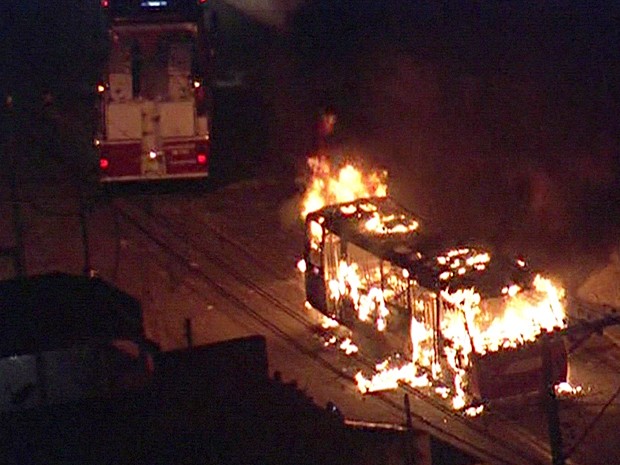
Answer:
[
  {"xmin": 196, "ymin": 152, "xmax": 207, "ymax": 165},
  {"xmin": 100, "ymin": 157, "xmax": 110, "ymax": 170},
  {"xmin": 198, "ymin": 0, "xmax": 208, "ymax": 4},
  {"xmin": 101, "ymin": 0, "xmax": 110, "ymax": 8}
]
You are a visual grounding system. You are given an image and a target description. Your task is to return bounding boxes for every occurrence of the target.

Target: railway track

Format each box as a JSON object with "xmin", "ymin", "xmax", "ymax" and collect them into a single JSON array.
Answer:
[{"xmin": 111, "ymin": 195, "xmax": 564, "ymax": 465}]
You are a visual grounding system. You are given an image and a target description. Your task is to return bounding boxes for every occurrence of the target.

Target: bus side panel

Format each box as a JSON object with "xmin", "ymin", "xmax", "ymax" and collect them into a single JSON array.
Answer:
[
  {"xmin": 469, "ymin": 338, "xmax": 568, "ymax": 401},
  {"xmin": 305, "ymin": 268, "xmax": 328, "ymax": 315}
]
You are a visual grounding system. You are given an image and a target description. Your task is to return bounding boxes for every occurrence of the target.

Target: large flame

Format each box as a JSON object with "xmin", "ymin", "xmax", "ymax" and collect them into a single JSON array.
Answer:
[
  {"xmin": 301, "ymin": 155, "xmax": 388, "ymax": 219},
  {"xmin": 334, "ymin": 250, "xmax": 567, "ymax": 410},
  {"xmin": 299, "ymin": 157, "xmax": 572, "ymax": 413}
]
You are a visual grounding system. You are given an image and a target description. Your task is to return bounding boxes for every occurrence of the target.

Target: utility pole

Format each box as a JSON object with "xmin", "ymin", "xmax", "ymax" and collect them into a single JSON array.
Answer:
[
  {"xmin": 3, "ymin": 94, "xmax": 26, "ymax": 277},
  {"xmin": 184, "ymin": 318, "xmax": 193, "ymax": 348},
  {"xmin": 77, "ymin": 145, "xmax": 93, "ymax": 278},
  {"xmin": 541, "ymin": 334, "xmax": 565, "ymax": 465},
  {"xmin": 403, "ymin": 393, "xmax": 415, "ymax": 465},
  {"xmin": 540, "ymin": 310, "xmax": 620, "ymax": 465},
  {"xmin": 79, "ymin": 197, "xmax": 92, "ymax": 276}
]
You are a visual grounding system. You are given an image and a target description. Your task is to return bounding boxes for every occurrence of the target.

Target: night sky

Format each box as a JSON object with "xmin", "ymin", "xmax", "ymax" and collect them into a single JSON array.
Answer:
[
  {"xmin": 0, "ymin": 1, "xmax": 106, "ymax": 104},
  {"xmin": 2, "ymin": 0, "xmax": 620, "ymax": 284},
  {"xmin": 289, "ymin": 2, "xmax": 620, "ymax": 263}
]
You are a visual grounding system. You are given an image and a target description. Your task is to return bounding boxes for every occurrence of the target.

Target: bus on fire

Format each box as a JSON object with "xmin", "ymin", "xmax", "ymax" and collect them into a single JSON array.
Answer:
[{"xmin": 302, "ymin": 196, "xmax": 568, "ymax": 403}]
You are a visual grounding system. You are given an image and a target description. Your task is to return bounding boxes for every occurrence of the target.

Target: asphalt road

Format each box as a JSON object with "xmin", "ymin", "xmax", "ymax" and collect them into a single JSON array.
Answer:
[{"xmin": 1, "ymin": 166, "xmax": 618, "ymax": 465}]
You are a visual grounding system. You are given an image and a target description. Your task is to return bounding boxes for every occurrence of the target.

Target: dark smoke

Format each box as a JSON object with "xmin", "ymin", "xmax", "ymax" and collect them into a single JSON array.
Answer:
[{"xmin": 275, "ymin": 0, "xmax": 620, "ymax": 289}]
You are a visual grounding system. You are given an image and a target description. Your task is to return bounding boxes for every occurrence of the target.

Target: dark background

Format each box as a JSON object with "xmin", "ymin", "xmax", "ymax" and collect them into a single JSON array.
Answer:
[{"xmin": 1, "ymin": 0, "xmax": 619, "ymax": 287}]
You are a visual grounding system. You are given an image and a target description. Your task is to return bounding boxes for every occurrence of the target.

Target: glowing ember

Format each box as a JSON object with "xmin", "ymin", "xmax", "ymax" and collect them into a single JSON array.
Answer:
[
  {"xmin": 555, "ymin": 381, "xmax": 584, "ymax": 397},
  {"xmin": 301, "ymin": 157, "xmax": 387, "ymax": 219},
  {"xmin": 318, "ymin": 330, "xmax": 358, "ymax": 356},
  {"xmin": 354, "ymin": 361, "xmax": 429, "ymax": 394},
  {"xmin": 436, "ymin": 248, "xmax": 491, "ymax": 281},
  {"xmin": 364, "ymin": 212, "xmax": 419, "ymax": 234},
  {"xmin": 320, "ymin": 315, "xmax": 339, "ymax": 329},
  {"xmin": 464, "ymin": 405, "xmax": 485, "ymax": 417},
  {"xmin": 340, "ymin": 338, "xmax": 359, "ymax": 355}
]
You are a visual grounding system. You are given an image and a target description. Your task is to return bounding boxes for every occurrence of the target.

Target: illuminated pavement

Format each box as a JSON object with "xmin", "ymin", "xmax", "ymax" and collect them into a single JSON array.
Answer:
[{"xmin": 0, "ymin": 176, "xmax": 618, "ymax": 465}]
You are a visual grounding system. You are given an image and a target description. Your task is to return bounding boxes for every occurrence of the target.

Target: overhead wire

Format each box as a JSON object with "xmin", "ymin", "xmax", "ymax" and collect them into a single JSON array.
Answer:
[{"xmin": 564, "ymin": 383, "xmax": 620, "ymax": 460}]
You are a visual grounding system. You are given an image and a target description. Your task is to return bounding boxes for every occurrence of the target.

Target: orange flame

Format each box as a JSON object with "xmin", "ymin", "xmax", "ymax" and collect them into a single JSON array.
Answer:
[
  {"xmin": 327, "ymin": 249, "xmax": 567, "ymax": 410},
  {"xmin": 301, "ymin": 156, "xmax": 388, "ymax": 219},
  {"xmin": 348, "ymin": 258, "xmax": 565, "ymax": 415},
  {"xmin": 299, "ymin": 156, "xmax": 569, "ymax": 413}
]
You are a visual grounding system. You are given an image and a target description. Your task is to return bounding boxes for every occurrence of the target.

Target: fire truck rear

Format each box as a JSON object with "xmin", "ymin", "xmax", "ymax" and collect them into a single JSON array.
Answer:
[{"xmin": 96, "ymin": 1, "xmax": 210, "ymax": 182}]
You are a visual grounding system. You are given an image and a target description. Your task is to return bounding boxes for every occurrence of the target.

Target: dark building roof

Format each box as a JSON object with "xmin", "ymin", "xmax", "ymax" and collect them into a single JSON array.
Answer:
[
  {"xmin": 0, "ymin": 272, "xmax": 145, "ymax": 357},
  {"xmin": 1, "ymin": 334, "xmax": 480, "ymax": 465}
]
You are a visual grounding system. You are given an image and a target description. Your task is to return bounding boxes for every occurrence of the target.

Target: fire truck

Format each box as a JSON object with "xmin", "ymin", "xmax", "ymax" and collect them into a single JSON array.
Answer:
[{"xmin": 96, "ymin": 0, "xmax": 211, "ymax": 182}]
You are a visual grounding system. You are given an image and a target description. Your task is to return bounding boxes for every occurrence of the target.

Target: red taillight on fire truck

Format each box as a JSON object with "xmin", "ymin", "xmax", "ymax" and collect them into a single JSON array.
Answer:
[
  {"xmin": 196, "ymin": 151, "xmax": 208, "ymax": 165},
  {"xmin": 100, "ymin": 157, "xmax": 110, "ymax": 170}
]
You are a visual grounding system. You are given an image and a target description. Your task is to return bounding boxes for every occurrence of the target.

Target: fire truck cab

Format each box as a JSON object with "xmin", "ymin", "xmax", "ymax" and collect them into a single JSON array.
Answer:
[{"xmin": 96, "ymin": 0, "xmax": 210, "ymax": 182}]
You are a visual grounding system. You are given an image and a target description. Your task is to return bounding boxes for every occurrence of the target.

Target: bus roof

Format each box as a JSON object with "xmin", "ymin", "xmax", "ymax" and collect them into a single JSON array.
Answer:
[{"xmin": 306, "ymin": 196, "xmax": 533, "ymax": 296}]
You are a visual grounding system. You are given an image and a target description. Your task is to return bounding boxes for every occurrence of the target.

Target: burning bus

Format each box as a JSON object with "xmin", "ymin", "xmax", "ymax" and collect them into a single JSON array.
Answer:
[{"xmin": 301, "ymin": 195, "xmax": 568, "ymax": 407}]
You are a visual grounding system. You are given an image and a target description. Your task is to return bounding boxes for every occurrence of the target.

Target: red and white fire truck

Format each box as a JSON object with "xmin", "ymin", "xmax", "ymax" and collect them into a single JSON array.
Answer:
[{"xmin": 96, "ymin": 0, "xmax": 211, "ymax": 182}]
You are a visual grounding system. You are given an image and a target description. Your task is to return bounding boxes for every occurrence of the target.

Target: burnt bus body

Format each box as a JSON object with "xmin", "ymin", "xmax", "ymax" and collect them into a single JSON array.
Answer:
[{"xmin": 303, "ymin": 197, "xmax": 567, "ymax": 402}]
